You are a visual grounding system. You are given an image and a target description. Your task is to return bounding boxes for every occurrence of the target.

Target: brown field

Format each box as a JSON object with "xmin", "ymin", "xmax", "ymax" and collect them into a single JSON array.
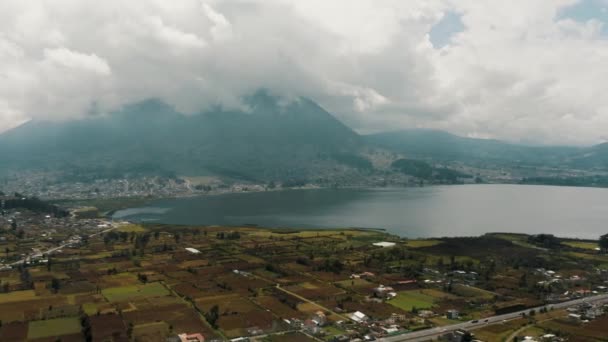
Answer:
[
  {"xmin": 256, "ymin": 295, "xmax": 307, "ymax": 319},
  {"xmin": 473, "ymin": 318, "xmax": 528, "ymax": 341},
  {"xmin": 538, "ymin": 316, "xmax": 608, "ymax": 341}
]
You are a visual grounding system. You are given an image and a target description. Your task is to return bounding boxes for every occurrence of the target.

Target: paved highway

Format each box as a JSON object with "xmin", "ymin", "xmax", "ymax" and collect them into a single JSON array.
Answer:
[
  {"xmin": 379, "ymin": 293, "xmax": 608, "ymax": 342},
  {"xmin": 8, "ymin": 224, "xmax": 119, "ymax": 267}
]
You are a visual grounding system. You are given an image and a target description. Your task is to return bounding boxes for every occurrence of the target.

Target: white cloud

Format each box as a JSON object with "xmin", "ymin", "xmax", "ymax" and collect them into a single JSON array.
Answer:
[
  {"xmin": 0, "ymin": 0, "xmax": 607, "ymax": 145},
  {"xmin": 43, "ymin": 48, "xmax": 111, "ymax": 75}
]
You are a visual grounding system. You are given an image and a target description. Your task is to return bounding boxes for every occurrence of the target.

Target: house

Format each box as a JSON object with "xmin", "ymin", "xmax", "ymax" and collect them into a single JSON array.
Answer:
[
  {"xmin": 373, "ymin": 241, "xmax": 396, "ymax": 248},
  {"xmin": 418, "ymin": 310, "xmax": 435, "ymax": 318},
  {"xmin": 442, "ymin": 329, "xmax": 473, "ymax": 342},
  {"xmin": 178, "ymin": 333, "xmax": 205, "ymax": 342},
  {"xmin": 303, "ymin": 319, "xmax": 321, "ymax": 334},
  {"xmin": 311, "ymin": 311, "xmax": 327, "ymax": 326},
  {"xmin": 381, "ymin": 325, "xmax": 400, "ymax": 335},
  {"xmin": 350, "ymin": 311, "xmax": 369, "ymax": 323},
  {"xmin": 446, "ymin": 309, "xmax": 460, "ymax": 320},
  {"xmin": 373, "ymin": 285, "xmax": 397, "ymax": 299},
  {"xmin": 390, "ymin": 313, "xmax": 407, "ymax": 322},
  {"xmin": 351, "ymin": 271, "xmax": 376, "ymax": 279}
]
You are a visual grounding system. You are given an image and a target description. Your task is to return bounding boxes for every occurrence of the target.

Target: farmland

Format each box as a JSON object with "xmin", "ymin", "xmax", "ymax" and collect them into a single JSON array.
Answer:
[
  {"xmin": 28, "ymin": 317, "xmax": 81, "ymax": 340},
  {"xmin": 388, "ymin": 290, "xmax": 436, "ymax": 311},
  {"xmin": 1, "ymin": 214, "xmax": 608, "ymax": 341}
]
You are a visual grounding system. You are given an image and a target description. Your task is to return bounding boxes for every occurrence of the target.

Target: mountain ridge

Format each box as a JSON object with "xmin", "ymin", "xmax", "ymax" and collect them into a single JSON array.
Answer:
[{"xmin": 1, "ymin": 95, "xmax": 607, "ymax": 184}]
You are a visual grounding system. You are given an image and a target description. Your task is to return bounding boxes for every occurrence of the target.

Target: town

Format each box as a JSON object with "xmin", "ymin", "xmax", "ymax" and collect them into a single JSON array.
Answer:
[{"xmin": 1, "ymin": 195, "xmax": 608, "ymax": 341}]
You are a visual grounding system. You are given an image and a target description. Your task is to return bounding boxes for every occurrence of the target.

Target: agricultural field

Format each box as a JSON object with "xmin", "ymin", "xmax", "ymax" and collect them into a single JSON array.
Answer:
[
  {"xmin": 1, "ymin": 219, "xmax": 608, "ymax": 341},
  {"xmin": 388, "ymin": 290, "xmax": 436, "ymax": 311},
  {"xmin": 27, "ymin": 317, "xmax": 81, "ymax": 340},
  {"xmin": 102, "ymin": 282, "xmax": 170, "ymax": 302}
]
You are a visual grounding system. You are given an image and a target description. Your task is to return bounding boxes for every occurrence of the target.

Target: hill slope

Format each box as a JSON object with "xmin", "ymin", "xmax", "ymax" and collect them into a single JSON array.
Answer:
[
  {"xmin": 0, "ymin": 92, "xmax": 368, "ymax": 182},
  {"xmin": 365, "ymin": 129, "xmax": 586, "ymax": 167}
]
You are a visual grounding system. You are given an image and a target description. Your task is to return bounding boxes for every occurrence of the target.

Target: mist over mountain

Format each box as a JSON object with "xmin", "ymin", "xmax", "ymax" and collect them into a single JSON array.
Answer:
[
  {"xmin": 1, "ymin": 93, "xmax": 607, "ymax": 186},
  {"xmin": 365, "ymin": 130, "xmax": 576, "ymax": 165},
  {"xmin": 0, "ymin": 92, "xmax": 368, "ymax": 182}
]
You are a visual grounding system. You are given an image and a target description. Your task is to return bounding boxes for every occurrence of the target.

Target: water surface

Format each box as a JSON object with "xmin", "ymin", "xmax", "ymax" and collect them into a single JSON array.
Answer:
[{"xmin": 113, "ymin": 184, "xmax": 608, "ymax": 239}]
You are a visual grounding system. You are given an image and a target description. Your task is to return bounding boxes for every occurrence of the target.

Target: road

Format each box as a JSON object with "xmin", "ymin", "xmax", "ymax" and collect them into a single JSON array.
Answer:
[
  {"xmin": 8, "ymin": 224, "xmax": 119, "ymax": 267},
  {"xmin": 379, "ymin": 293, "xmax": 608, "ymax": 342}
]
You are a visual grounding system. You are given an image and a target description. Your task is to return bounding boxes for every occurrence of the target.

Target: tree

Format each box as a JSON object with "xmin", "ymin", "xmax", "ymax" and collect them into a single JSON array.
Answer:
[
  {"xmin": 51, "ymin": 278, "xmax": 61, "ymax": 293},
  {"xmin": 205, "ymin": 305, "xmax": 220, "ymax": 328},
  {"xmin": 600, "ymin": 234, "xmax": 608, "ymax": 253}
]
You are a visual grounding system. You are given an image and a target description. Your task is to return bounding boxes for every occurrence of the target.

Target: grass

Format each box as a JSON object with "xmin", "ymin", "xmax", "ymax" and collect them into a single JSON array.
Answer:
[
  {"xmin": 28, "ymin": 317, "xmax": 81, "ymax": 339},
  {"xmin": 116, "ymin": 224, "xmax": 147, "ymax": 233},
  {"xmin": 404, "ymin": 239, "xmax": 442, "ymax": 248},
  {"xmin": 562, "ymin": 240, "xmax": 599, "ymax": 250},
  {"xmin": 387, "ymin": 290, "xmax": 435, "ymax": 311},
  {"xmin": 452, "ymin": 284, "xmax": 495, "ymax": 299},
  {"xmin": 323, "ymin": 326, "xmax": 346, "ymax": 340},
  {"xmin": 474, "ymin": 319, "xmax": 528, "ymax": 342},
  {"xmin": 82, "ymin": 303, "xmax": 99, "ymax": 315},
  {"xmin": 335, "ymin": 278, "xmax": 373, "ymax": 288},
  {"xmin": 0, "ymin": 290, "xmax": 37, "ymax": 304},
  {"xmin": 492, "ymin": 233, "xmax": 539, "ymax": 249},
  {"xmin": 102, "ymin": 282, "xmax": 170, "ymax": 302},
  {"xmin": 565, "ymin": 251, "xmax": 608, "ymax": 262}
]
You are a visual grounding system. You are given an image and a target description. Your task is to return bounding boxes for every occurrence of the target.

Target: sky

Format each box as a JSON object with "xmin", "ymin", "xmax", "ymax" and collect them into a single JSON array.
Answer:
[{"xmin": 0, "ymin": 0, "xmax": 607, "ymax": 145}]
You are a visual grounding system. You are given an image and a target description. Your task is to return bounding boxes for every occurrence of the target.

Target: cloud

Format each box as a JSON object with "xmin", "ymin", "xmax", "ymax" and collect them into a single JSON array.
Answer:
[
  {"xmin": 43, "ymin": 48, "xmax": 111, "ymax": 75},
  {"xmin": 0, "ymin": 0, "xmax": 607, "ymax": 145}
]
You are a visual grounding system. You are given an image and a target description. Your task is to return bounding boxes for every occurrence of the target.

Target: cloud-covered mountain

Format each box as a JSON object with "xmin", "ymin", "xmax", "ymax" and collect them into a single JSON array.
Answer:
[
  {"xmin": 0, "ymin": 92, "xmax": 368, "ymax": 182},
  {"xmin": 365, "ymin": 130, "xmax": 580, "ymax": 166},
  {"xmin": 2, "ymin": 1, "xmax": 608, "ymax": 145},
  {"xmin": 2, "ymin": 93, "xmax": 607, "ymax": 185}
]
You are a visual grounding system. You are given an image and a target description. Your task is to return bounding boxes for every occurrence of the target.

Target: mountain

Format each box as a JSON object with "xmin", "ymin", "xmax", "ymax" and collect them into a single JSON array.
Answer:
[
  {"xmin": 0, "ymin": 92, "xmax": 369, "ymax": 182},
  {"xmin": 3, "ymin": 96, "xmax": 607, "ymax": 187},
  {"xmin": 365, "ymin": 129, "xmax": 587, "ymax": 168}
]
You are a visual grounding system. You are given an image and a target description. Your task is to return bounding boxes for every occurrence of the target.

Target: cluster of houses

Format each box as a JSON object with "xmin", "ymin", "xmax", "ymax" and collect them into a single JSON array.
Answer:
[{"xmin": 567, "ymin": 302, "xmax": 607, "ymax": 322}]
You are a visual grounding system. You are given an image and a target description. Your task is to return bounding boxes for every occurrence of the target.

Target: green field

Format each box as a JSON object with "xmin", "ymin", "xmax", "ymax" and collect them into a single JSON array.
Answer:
[
  {"xmin": 0, "ymin": 290, "xmax": 37, "ymax": 304},
  {"xmin": 28, "ymin": 317, "xmax": 81, "ymax": 339},
  {"xmin": 387, "ymin": 290, "xmax": 435, "ymax": 311},
  {"xmin": 404, "ymin": 239, "xmax": 442, "ymax": 248},
  {"xmin": 117, "ymin": 223, "xmax": 147, "ymax": 232},
  {"xmin": 102, "ymin": 282, "xmax": 170, "ymax": 302},
  {"xmin": 562, "ymin": 240, "xmax": 599, "ymax": 250},
  {"xmin": 452, "ymin": 284, "xmax": 495, "ymax": 299}
]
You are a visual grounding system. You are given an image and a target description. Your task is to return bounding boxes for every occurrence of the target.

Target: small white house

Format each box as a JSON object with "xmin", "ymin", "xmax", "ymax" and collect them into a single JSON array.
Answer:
[
  {"xmin": 373, "ymin": 241, "xmax": 396, "ymax": 248},
  {"xmin": 350, "ymin": 311, "xmax": 369, "ymax": 323}
]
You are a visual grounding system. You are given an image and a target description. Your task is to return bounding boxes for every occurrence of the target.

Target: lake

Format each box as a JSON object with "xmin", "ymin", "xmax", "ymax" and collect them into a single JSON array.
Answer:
[{"xmin": 112, "ymin": 184, "xmax": 608, "ymax": 239}]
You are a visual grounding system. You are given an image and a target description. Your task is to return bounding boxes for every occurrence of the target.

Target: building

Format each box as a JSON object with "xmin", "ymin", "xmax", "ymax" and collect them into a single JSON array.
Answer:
[
  {"xmin": 350, "ymin": 311, "xmax": 369, "ymax": 323},
  {"xmin": 178, "ymin": 333, "xmax": 205, "ymax": 342},
  {"xmin": 418, "ymin": 310, "xmax": 435, "ymax": 318},
  {"xmin": 446, "ymin": 309, "xmax": 460, "ymax": 320},
  {"xmin": 303, "ymin": 319, "xmax": 321, "ymax": 334},
  {"xmin": 373, "ymin": 285, "xmax": 397, "ymax": 299},
  {"xmin": 373, "ymin": 241, "xmax": 396, "ymax": 248},
  {"xmin": 311, "ymin": 311, "xmax": 327, "ymax": 326}
]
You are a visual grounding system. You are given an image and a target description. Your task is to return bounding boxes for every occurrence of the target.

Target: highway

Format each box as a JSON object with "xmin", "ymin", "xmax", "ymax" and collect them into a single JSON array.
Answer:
[
  {"xmin": 8, "ymin": 223, "xmax": 119, "ymax": 267},
  {"xmin": 379, "ymin": 293, "xmax": 608, "ymax": 342}
]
